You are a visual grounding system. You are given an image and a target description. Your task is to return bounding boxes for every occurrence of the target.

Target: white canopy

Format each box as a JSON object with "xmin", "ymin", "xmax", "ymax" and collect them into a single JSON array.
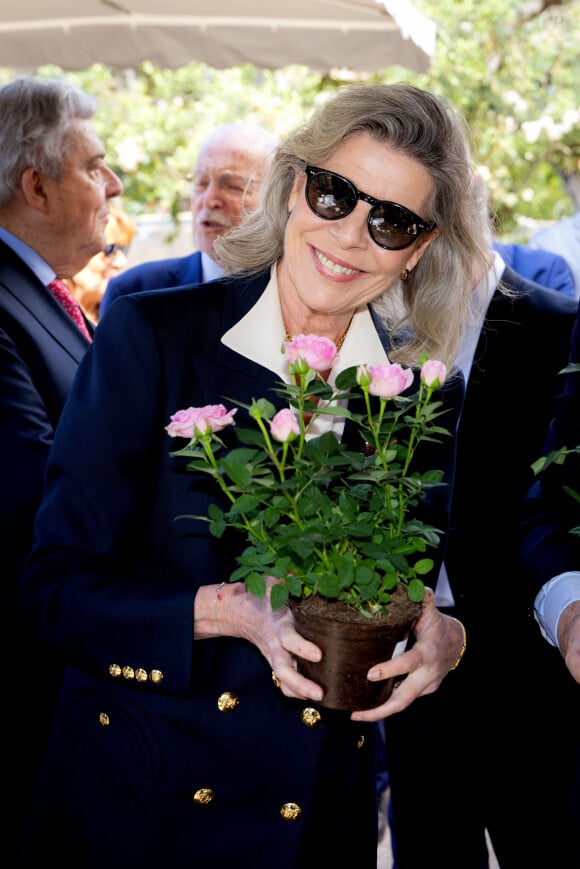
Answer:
[{"xmin": 0, "ymin": 0, "xmax": 436, "ymax": 74}]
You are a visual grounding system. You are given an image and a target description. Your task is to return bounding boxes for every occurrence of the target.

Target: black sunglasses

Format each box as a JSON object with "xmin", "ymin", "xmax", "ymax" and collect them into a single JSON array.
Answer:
[{"xmin": 304, "ymin": 165, "xmax": 436, "ymax": 251}]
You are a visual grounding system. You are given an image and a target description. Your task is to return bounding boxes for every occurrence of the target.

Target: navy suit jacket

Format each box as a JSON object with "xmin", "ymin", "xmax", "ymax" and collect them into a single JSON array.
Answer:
[
  {"xmin": 0, "ymin": 237, "xmax": 93, "ymax": 858},
  {"xmin": 20, "ymin": 272, "xmax": 463, "ymax": 866},
  {"xmin": 444, "ymin": 266, "xmax": 577, "ymax": 620},
  {"xmin": 100, "ymin": 249, "xmax": 203, "ymax": 317},
  {"xmin": 493, "ymin": 241, "xmax": 576, "ymax": 298},
  {"xmin": 0, "ymin": 239, "xmax": 92, "ymax": 587},
  {"xmin": 518, "ymin": 297, "xmax": 580, "ymax": 602}
]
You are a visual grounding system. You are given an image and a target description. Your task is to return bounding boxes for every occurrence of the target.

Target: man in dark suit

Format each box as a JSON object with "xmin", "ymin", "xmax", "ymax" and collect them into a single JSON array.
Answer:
[
  {"xmin": 383, "ymin": 251, "xmax": 579, "ymax": 868},
  {"xmin": 0, "ymin": 75, "xmax": 123, "ymax": 857},
  {"xmin": 518, "ymin": 296, "xmax": 579, "ymax": 675},
  {"xmin": 100, "ymin": 122, "xmax": 278, "ymax": 316},
  {"xmin": 518, "ymin": 299, "xmax": 580, "ymax": 864}
]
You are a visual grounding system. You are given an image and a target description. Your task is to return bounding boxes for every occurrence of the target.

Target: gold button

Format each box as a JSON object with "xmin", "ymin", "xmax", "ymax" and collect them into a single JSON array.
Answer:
[
  {"xmin": 357, "ymin": 735, "xmax": 366, "ymax": 749},
  {"xmin": 301, "ymin": 707, "xmax": 321, "ymax": 727},
  {"xmin": 99, "ymin": 712, "xmax": 110, "ymax": 726},
  {"xmin": 217, "ymin": 692, "xmax": 240, "ymax": 712},
  {"xmin": 193, "ymin": 788, "xmax": 215, "ymax": 806},
  {"xmin": 109, "ymin": 664, "xmax": 122, "ymax": 678},
  {"xmin": 280, "ymin": 802, "xmax": 301, "ymax": 822},
  {"xmin": 122, "ymin": 666, "xmax": 135, "ymax": 680},
  {"xmin": 135, "ymin": 668, "xmax": 148, "ymax": 682},
  {"xmin": 150, "ymin": 669, "xmax": 164, "ymax": 684}
]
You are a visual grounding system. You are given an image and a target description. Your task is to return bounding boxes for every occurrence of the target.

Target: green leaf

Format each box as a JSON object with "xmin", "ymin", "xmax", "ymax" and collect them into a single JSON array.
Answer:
[
  {"xmin": 270, "ymin": 582, "xmax": 289, "ymax": 611},
  {"xmin": 228, "ymin": 493, "xmax": 259, "ymax": 515},
  {"xmin": 244, "ymin": 572, "xmax": 267, "ymax": 599},
  {"xmin": 414, "ymin": 558, "xmax": 435, "ymax": 575},
  {"xmin": 209, "ymin": 517, "xmax": 226, "ymax": 538},
  {"xmin": 407, "ymin": 579, "xmax": 426, "ymax": 603}
]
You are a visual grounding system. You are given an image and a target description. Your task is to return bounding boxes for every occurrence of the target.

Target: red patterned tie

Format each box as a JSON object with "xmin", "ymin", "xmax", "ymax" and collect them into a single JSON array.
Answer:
[{"xmin": 47, "ymin": 278, "xmax": 92, "ymax": 341}]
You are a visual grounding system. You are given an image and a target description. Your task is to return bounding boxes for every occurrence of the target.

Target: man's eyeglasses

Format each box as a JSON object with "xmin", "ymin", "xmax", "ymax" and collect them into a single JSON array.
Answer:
[
  {"xmin": 103, "ymin": 243, "xmax": 129, "ymax": 257},
  {"xmin": 188, "ymin": 171, "xmax": 259, "ymax": 199},
  {"xmin": 304, "ymin": 165, "xmax": 436, "ymax": 251}
]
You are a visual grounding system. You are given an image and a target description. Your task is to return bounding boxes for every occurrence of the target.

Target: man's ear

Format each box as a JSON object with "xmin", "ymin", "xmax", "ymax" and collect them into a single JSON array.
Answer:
[{"xmin": 20, "ymin": 167, "xmax": 50, "ymax": 212}]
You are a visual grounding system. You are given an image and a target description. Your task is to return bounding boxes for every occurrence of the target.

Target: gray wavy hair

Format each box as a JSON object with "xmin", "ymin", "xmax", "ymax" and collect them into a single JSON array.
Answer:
[
  {"xmin": 0, "ymin": 77, "xmax": 97, "ymax": 208},
  {"xmin": 215, "ymin": 82, "xmax": 492, "ymax": 370}
]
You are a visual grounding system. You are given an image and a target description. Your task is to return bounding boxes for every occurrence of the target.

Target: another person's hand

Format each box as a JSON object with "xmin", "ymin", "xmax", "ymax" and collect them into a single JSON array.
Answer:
[
  {"xmin": 558, "ymin": 600, "xmax": 580, "ymax": 682},
  {"xmin": 350, "ymin": 588, "xmax": 466, "ymax": 722}
]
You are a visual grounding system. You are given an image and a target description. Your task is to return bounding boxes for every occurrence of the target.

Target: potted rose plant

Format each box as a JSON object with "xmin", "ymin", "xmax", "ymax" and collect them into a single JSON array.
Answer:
[{"xmin": 166, "ymin": 334, "xmax": 453, "ymax": 709}]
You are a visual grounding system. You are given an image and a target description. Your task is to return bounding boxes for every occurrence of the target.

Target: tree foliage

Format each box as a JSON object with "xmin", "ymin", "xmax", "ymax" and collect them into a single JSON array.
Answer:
[
  {"xmin": 414, "ymin": 0, "xmax": 579, "ymax": 237},
  {"xmin": 1, "ymin": 0, "xmax": 578, "ymax": 238}
]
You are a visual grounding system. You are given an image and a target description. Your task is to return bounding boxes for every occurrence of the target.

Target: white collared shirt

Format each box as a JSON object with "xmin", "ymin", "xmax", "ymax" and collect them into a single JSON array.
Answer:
[
  {"xmin": 201, "ymin": 251, "xmax": 224, "ymax": 283},
  {"xmin": 221, "ymin": 265, "xmax": 390, "ymax": 440}
]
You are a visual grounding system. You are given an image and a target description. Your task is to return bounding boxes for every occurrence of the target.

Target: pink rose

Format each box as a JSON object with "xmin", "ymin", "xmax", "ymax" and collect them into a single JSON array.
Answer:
[
  {"xmin": 270, "ymin": 408, "xmax": 300, "ymax": 443},
  {"xmin": 283, "ymin": 334, "xmax": 340, "ymax": 372},
  {"xmin": 367, "ymin": 363, "xmax": 414, "ymax": 398},
  {"xmin": 165, "ymin": 404, "xmax": 237, "ymax": 439},
  {"xmin": 421, "ymin": 360, "xmax": 446, "ymax": 387}
]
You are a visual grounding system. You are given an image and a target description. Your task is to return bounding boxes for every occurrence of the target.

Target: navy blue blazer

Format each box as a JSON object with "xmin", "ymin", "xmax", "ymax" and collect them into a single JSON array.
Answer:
[
  {"xmin": 0, "ymin": 237, "xmax": 93, "ymax": 859},
  {"xmin": 100, "ymin": 249, "xmax": 203, "ymax": 317},
  {"xmin": 518, "ymin": 296, "xmax": 580, "ymax": 602},
  {"xmin": 493, "ymin": 242, "xmax": 576, "ymax": 298},
  {"xmin": 444, "ymin": 266, "xmax": 577, "ymax": 617},
  {"xmin": 0, "ymin": 238, "xmax": 92, "ymax": 586},
  {"xmin": 20, "ymin": 272, "xmax": 463, "ymax": 867}
]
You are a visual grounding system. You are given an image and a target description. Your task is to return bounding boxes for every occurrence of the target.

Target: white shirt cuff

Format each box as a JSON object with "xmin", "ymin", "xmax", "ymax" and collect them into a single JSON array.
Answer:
[{"xmin": 534, "ymin": 571, "xmax": 580, "ymax": 648}]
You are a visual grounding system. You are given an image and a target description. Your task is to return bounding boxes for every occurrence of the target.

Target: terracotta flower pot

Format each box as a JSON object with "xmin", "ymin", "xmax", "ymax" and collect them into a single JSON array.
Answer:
[{"xmin": 289, "ymin": 588, "xmax": 422, "ymax": 711}]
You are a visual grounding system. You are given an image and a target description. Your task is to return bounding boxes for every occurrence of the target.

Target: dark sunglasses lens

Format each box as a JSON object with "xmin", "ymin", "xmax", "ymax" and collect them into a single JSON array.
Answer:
[
  {"xmin": 306, "ymin": 171, "xmax": 354, "ymax": 220},
  {"xmin": 368, "ymin": 205, "xmax": 420, "ymax": 250}
]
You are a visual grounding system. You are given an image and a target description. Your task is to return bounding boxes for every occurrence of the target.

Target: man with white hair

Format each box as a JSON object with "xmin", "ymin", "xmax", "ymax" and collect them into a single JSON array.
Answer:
[{"xmin": 100, "ymin": 122, "xmax": 278, "ymax": 315}]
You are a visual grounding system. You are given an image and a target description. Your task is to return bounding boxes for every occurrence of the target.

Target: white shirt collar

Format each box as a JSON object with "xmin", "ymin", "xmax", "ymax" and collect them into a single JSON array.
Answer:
[
  {"xmin": 221, "ymin": 265, "xmax": 389, "ymax": 381},
  {"xmin": 221, "ymin": 266, "xmax": 390, "ymax": 437},
  {"xmin": 201, "ymin": 251, "xmax": 224, "ymax": 282}
]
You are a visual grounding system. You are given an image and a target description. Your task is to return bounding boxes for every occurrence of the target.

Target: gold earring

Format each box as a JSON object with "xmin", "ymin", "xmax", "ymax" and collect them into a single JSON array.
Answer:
[{"xmin": 399, "ymin": 268, "xmax": 410, "ymax": 283}]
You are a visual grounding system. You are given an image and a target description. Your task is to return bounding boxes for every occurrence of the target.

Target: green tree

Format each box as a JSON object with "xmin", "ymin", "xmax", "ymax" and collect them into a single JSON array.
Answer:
[{"xmin": 413, "ymin": 0, "xmax": 580, "ymax": 237}]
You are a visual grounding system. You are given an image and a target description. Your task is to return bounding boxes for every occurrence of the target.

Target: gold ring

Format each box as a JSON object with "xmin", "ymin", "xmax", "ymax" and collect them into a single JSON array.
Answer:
[{"xmin": 271, "ymin": 670, "xmax": 281, "ymax": 689}]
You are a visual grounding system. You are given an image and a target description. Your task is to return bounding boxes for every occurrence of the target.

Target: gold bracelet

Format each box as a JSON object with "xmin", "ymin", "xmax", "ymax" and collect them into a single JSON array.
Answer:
[{"xmin": 448, "ymin": 616, "xmax": 467, "ymax": 670}]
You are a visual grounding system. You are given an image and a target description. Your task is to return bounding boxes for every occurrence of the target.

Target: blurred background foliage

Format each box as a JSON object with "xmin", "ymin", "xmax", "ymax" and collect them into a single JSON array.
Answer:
[{"xmin": 1, "ymin": 0, "xmax": 578, "ymax": 240}]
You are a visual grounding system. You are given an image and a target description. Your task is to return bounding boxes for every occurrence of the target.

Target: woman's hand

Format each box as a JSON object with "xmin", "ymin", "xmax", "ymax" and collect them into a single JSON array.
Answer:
[
  {"xmin": 350, "ymin": 588, "xmax": 466, "ymax": 722},
  {"xmin": 194, "ymin": 578, "xmax": 325, "ymax": 703}
]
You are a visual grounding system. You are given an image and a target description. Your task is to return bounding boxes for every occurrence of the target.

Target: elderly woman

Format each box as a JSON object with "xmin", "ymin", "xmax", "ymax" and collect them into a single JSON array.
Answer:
[{"xmin": 20, "ymin": 83, "xmax": 490, "ymax": 867}]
